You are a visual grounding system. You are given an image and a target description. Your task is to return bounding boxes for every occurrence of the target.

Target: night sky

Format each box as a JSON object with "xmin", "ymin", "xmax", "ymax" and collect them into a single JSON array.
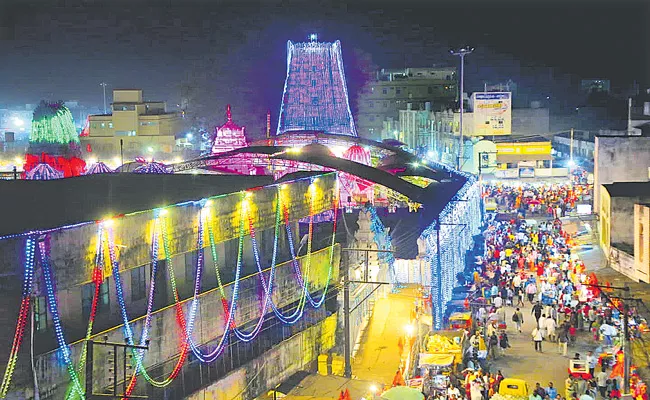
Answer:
[{"xmin": 0, "ymin": 0, "xmax": 648, "ymax": 134}]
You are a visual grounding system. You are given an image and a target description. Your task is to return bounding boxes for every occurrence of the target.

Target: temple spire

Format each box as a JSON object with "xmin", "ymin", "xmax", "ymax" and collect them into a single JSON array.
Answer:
[{"xmin": 226, "ymin": 104, "xmax": 232, "ymax": 122}]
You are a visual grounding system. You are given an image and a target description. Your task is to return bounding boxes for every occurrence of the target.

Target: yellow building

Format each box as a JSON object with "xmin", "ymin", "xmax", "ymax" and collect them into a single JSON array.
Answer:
[
  {"xmin": 634, "ymin": 203, "xmax": 650, "ymax": 282},
  {"xmin": 81, "ymin": 89, "xmax": 183, "ymax": 161}
]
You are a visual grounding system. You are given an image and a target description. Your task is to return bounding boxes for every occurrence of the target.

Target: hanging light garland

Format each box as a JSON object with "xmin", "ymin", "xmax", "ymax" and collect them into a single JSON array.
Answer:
[
  {"xmin": 0, "ymin": 177, "xmax": 341, "ymax": 397},
  {"xmin": 421, "ymin": 177, "xmax": 481, "ymax": 329},
  {"xmin": 0, "ymin": 237, "xmax": 36, "ymax": 398},
  {"xmin": 365, "ymin": 205, "xmax": 397, "ymax": 285},
  {"xmin": 38, "ymin": 237, "xmax": 86, "ymax": 398},
  {"xmin": 64, "ymin": 226, "xmax": 106, "ymax": 400}
]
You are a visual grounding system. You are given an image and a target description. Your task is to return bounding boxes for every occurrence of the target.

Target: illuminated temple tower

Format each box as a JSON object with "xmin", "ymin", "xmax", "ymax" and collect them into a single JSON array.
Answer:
[
  {"xmin": 211, "ymin": 104, "xmax": 248, "ymax": 154},
  {"xmin": 276, "ymin": 35, "xmax": 357, "ymax": 136}
]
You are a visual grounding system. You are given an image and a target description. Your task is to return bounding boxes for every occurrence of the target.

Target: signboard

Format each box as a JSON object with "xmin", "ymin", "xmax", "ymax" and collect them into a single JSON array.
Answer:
[{"xmin": 472, "ymin": 92, "xmax": 512, "ymax": 135}]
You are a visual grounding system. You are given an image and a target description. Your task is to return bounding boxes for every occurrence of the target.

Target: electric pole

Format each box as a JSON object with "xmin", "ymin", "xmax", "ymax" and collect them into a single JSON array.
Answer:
[
  {"xmin": 450, "ymin": 46, "xmax": 474, "ymax": 171},
  {"xmin": 100, "ymin": 82, "xmax": 108, "ymax": 114}
]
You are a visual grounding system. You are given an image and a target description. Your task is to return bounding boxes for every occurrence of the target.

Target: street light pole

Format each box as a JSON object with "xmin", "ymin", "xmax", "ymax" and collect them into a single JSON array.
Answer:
[
  {"xmin": 100, "ymin": 82, "xmax": 108, "ymax": 114},
  {"xmin": 450, "ymin": 46, "xmax": 474, "ymax": 171},
  {"xmin": 569, "ymin": 128, "xmax": 575, "ymax": 167}
]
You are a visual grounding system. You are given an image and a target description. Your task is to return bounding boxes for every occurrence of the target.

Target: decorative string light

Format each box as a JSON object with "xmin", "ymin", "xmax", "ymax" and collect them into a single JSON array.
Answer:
[
  {"xmin": 366, "ymin": 205, "xmax": 397, "ymax": 285},
  {"xmin": 38, "ymin": 237, "xmax": 86, "ymax": 398},
  {"xmin": 0, "ymin": 237, "xmax": 36, "ymax": 397},
  {"xmin": 64, "ymin": 226, "xmax": 105, "ymax": 400},
  {"xmin": 421, "ymin": 177, "xmax": 481, "ymax": 329},
  {"xmin": 0, "ymin": 174, "xmax": 342, "ymax": 397}
]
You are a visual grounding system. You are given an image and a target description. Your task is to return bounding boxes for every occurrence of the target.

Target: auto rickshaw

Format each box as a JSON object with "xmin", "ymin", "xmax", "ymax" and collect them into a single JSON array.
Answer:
[{"xmin": 498, "ymin": 378, "xmax": 529, "ymax": 397}]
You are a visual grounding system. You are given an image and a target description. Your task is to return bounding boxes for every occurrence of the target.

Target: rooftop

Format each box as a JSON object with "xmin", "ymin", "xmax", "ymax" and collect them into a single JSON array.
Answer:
[
  {"xmin": 0, "ymin": 174, "xmax": 273, "ymax": 236},
  {"xmin": 603, "ymin": 181, "xmax": 650, "ymax": 198},
  {"xmin": 490, "ymin": 134, "xmax": 551, "ymax": 144}
]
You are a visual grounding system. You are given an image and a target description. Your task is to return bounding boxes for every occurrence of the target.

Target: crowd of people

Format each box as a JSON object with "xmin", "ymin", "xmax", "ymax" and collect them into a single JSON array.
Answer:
[
  {"xmin": 482, "ymin": 182, "xmax": 591, "ymax": 218},
  {"xmin": 409, "ymin": 182, "xmax": 650, "ymax": 400},
  {"xmin": 455, "ymin": 183, "xmax": 646, "ymax": 400}
]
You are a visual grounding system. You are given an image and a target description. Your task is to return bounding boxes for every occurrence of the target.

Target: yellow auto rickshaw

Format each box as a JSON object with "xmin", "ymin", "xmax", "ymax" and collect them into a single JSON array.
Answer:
[{"xmin": 498, "ymin": 378, "xmax": 529, "ymax": 397}]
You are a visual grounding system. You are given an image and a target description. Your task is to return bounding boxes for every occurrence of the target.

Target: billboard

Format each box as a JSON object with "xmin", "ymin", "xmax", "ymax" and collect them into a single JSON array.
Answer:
[{"xmin": 472, "ymin": 92, "xmax": 512, "ymax": 136}]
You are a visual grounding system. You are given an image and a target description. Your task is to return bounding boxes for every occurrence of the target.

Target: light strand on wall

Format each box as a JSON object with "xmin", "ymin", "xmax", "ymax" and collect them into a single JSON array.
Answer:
[
  {"xmin": 38, "ymin": 237, "xmax": 86, "ymax": 398},
  {"xmin": 0, "ymin": 237, "xmax": 36, "ymax": 398}
]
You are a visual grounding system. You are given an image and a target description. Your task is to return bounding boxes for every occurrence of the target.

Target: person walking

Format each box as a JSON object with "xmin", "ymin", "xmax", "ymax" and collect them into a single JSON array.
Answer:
[
  {"xmin": 557, "ymin": 329, "xmax": 569, "ymax": 356},
  {"xmin": 489, "ymin": 332, "xmax": 499, "ymax": 360},
  {"xmin": 532, "ymin": 302, "xmax": 543, "ymax": 324},
  {"xmin": 512, "ymin": 308, "xmax": 524, "ymax": 333},
  {"xmin": 499, "ymin": 331, "xmax": 510, "ymax": 356},
  {"xmin": 516, "ymin": 286, "xmax": 525, "ymax": 307},
  {"xmin": 526, "ymin": 281, "xmax": 538, "ymax": 304},
  {"xmin": 532, "ymin": 326, "xmax": 543, "ymax": 352},
  {"xmin": 586, "ymin": 351, "xmax": 597, "ymax": 378},
  {"xmin": 595, "ymin": 368, "xmax": 608, "ymax": 398},
  {"xmin": 545, "ymin": 314, "xmax": 557, "ymax": 342}
]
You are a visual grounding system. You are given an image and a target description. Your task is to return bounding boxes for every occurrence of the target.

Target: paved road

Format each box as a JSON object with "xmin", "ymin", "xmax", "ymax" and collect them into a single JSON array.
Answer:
[
  {"xmin": 352, "ymin": 286, "xmax": 418, "ymax": 386},
  {"xmin": 488, "ymin": 301, "xmax": 596, "ymax": 396}
]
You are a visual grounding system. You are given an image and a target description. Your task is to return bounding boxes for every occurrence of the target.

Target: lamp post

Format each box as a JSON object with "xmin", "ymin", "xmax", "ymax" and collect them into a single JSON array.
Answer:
[
  {"xmin": 100, "ymin": 82, "xmax": 108, "ymax": 114},
  {"xmin": 450, "ymin": 46, "xmax": 474, "ymax": 171}
]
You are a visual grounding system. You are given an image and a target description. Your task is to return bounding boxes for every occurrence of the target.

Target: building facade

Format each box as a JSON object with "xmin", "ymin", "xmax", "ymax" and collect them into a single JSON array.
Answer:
[
  {"xmin": 593, "ymin": 134, "xmax": 650, "ymax": 212},
  {"xmin": 81, "ymin": 89, "xmax": 183, "ymax": 161},
  {"xmin": 634, "ymin": 203, "xmax": 650, "ymax": 283},
  {"xmin": 0, "ymin": 173, "xmax": 340, "ymax": 399},
  {"xmin": 357, "ymin": 67, "xmax": 457, "ymax": 139}
]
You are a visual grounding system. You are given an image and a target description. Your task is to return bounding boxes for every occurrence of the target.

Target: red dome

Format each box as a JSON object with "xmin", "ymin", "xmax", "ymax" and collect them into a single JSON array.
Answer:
[{"xmin": 342, "ymin": 145, "xmax": 371, "ymax": 166}]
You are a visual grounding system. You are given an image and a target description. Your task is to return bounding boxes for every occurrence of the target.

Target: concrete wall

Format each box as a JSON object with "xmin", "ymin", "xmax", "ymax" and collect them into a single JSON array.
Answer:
[
  {"xmin": 186, "ymin": 314, "xmax": 337, "ymax": 400},
  {"xmin": 594, "ymin": 136, "xmax": 650, "ymax": 211},
  {"xmin": 634, "ymin": 204, "xmax": 650, "ymax": 283},
  {"xmin": 601, "ymin": 190, "xmax": 650, "ymax": 255},
  {"xmin": 609, "ymin": 246, "xmax": 638, "ymax": 282},
  {"xmin": 1, "ymin": 174, "xmax": 339, "ymax": 399}
]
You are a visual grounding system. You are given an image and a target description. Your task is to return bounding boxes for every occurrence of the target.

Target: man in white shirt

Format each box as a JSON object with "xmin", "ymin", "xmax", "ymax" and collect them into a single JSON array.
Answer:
[
  {"xmin": 447, "ymin": 385, "xmax": 461, "ymax": 398},
  {"xmin": 586, "ymin": 351, "xmax": 597, "ymax": 378},
  {"xmin": 493, "ymin": 295, "xmax": 503, "ymax": 309}
]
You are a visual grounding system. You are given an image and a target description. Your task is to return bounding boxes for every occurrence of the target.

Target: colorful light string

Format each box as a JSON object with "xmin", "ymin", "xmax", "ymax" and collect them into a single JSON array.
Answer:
[
  {"xmin": 1, "ymin": 178, "xmax": 341, "ymax": 397},
  {"xmin": 0, "ymin": 237, "xmax": 36, "ymax": 398},
  {"xmin": 38, "ymin": 238, "xmax": 86, "ymax": 398},
  {"xmin": 65, "ymin": 226, "xmax": 105, "ymax": 400}
]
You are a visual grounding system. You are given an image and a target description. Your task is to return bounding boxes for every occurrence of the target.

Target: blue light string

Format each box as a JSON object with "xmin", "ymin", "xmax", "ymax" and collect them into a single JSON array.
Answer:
[
  {"xmin": 38, "ymin": 238, "xmax": 86, "ymax": 399},
  {"xmin": 233, "ymin": 199, "xmax": 279, "ymax": 339}
]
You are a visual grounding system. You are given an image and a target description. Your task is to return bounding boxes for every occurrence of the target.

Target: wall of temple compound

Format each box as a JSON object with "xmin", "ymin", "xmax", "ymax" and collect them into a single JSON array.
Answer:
[{"xmin": 0, "ymin": 173, "xmax": 340, "ymax": 399}]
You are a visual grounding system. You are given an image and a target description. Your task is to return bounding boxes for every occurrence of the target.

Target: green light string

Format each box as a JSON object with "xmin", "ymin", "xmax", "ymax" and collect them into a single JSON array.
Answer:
[
  {"xmin": 64, "ymin": 226, "xmax": 105, "ymax": 400},
  {"xmin": 124, "ymin": 214, "xmax": 190, "ymax": 389}
]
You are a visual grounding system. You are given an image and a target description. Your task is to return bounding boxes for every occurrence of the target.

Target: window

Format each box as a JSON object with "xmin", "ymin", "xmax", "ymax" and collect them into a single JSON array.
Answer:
[
  {"xmin": 428, "ymin": 86, "xmax": 433, "ymax": 94},
  {"xmin": 34, "ymin": 296, "xmax": 48, "ymax": 332},
  {"xmin": 396, "ymin": 88, "xmax": 401, "ymax": 95},
  {"xmin": 116, "ymin": 131, "xmax": 136, "ymax": 137},
  {"xmin": 83, "ymin": 278, "xmax": 110, "ymax": 319},
  {"xmin": 81, "ymin": 283, "xmax": 94, "ymax": 319},
  {"xmin": 99, "ymin": 279, "xmax": 109, "ymax": 312},
  {"xmin": 312, "ymin": 66, "xmax": 316, "ymax": 72},
  {"xmin": 185, "ymin": 252, "xmax": 197, "ymax": 286},
  {"xmin": 100, "ymin": 123, "xmax": 106, "ymax": 128},
  {"xmin": 108, "ymin": 122, "xmax": 113, "ymax": 128},
  {"xmin": 382, "ymin": 88, "xmax": 388, "ymax": 95},
  {"xmin": 368, "ymin": 101, "xmax": 374, "ymax": 108},
  {"xmin": 311, "ymin": 97, "xmax": 318, "ymax": 105},
  {"xmin": 311, "ymin": 79, "xmax": 316, "ymax": 87},
  {"xmin": 131, "ymin": 267, "xmax": 146, "ymax": 301}
]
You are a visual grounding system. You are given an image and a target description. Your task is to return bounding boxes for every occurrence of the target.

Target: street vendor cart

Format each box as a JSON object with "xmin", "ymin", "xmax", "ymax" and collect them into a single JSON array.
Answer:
[{"xmin": 448, "ymin": 312, "xmax": 472, "ymax": 330}]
